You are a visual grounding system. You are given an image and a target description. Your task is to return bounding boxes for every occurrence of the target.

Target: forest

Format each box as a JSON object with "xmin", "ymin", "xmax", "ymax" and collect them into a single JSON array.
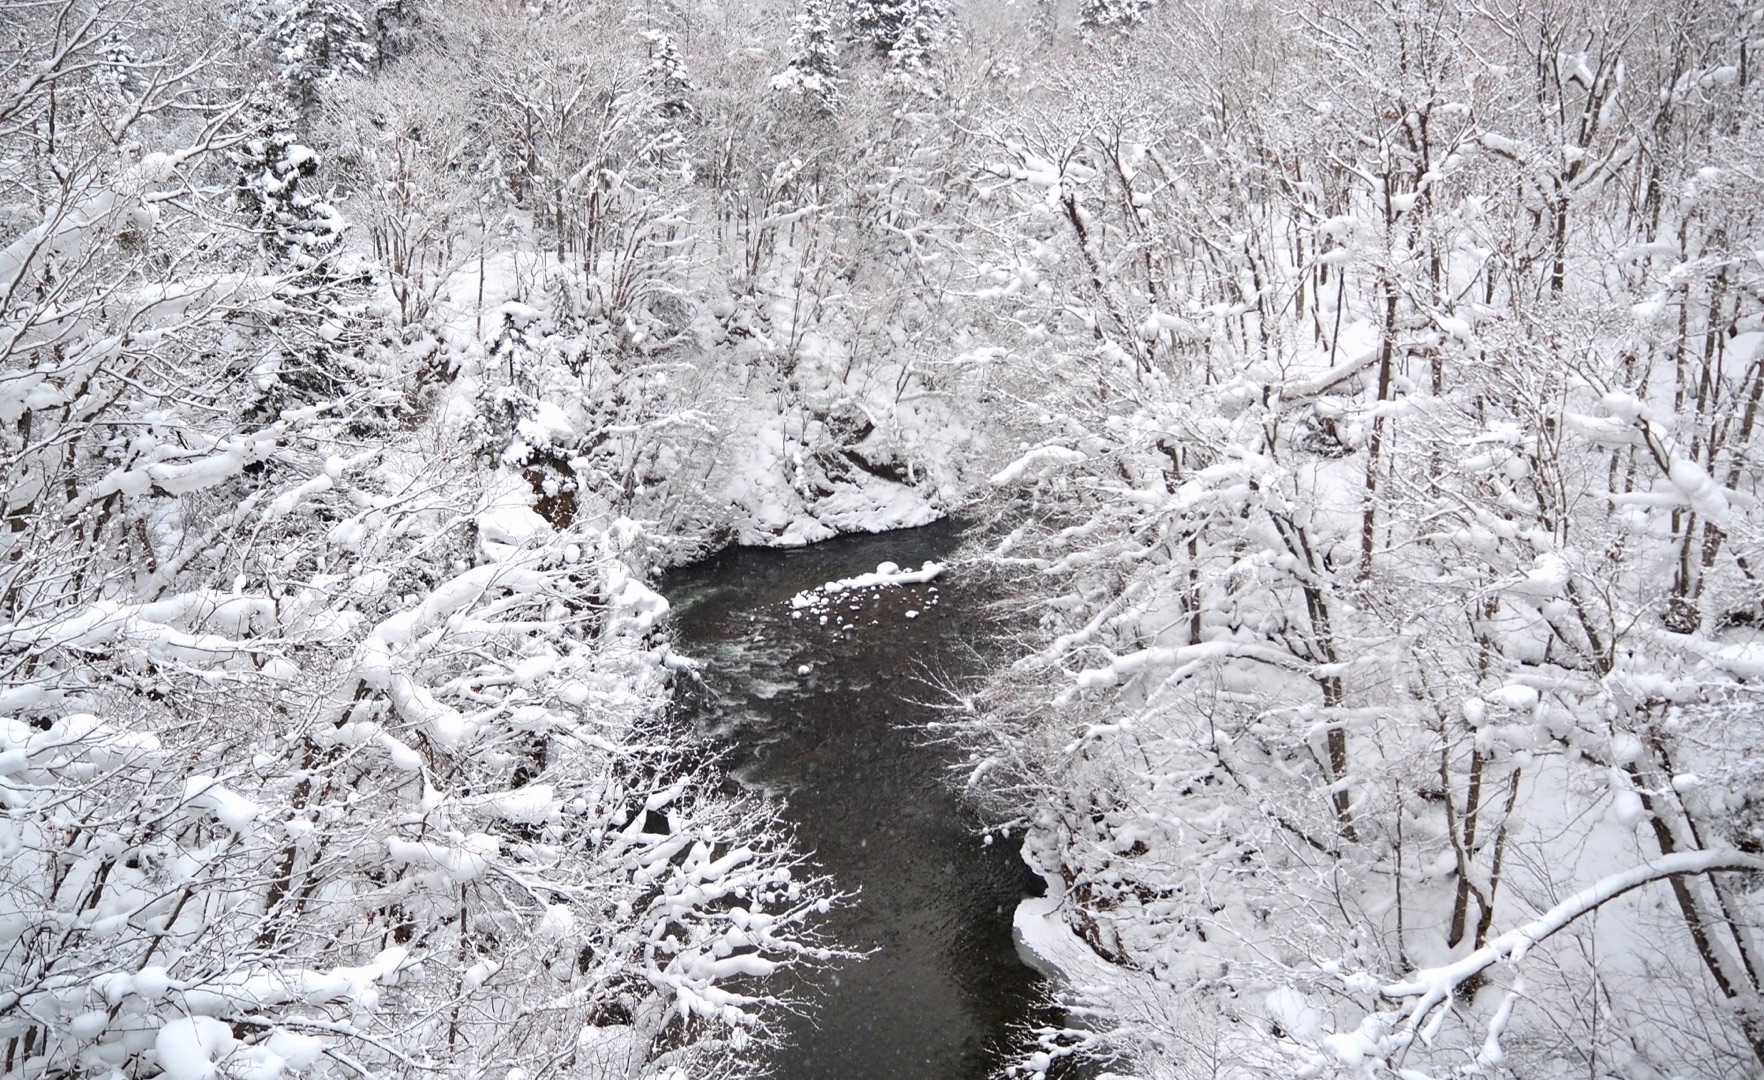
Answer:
[{"xmin": 1, "ymin": 0, "xmax": 1762, "ymax": 1077}]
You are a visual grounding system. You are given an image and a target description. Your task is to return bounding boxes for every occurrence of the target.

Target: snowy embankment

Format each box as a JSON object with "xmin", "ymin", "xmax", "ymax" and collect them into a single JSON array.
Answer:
[
  {"xmin": 716, "ymin": 413, "xmax": 950, "ymax": 547},
  {"xmin": 425, "ymin": 250, "xmax": 975, "ymax": 560},
  {"xmin": 1010, "ymin": 847, "xmax": 1261, "ymax": 1080},
  {"xmin": 1012, "ymin": 861, "xmax": 1160, "ymax": 1000}
]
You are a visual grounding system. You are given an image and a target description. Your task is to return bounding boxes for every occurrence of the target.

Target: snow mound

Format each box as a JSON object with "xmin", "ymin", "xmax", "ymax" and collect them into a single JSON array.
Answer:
[
  {"xmin": 790, "ymin": 560, "xmax": 944, "ymax": 609},
  {"xmin": 155, "ymin": 1017, "xmax": 235, "ymax": 1080}
]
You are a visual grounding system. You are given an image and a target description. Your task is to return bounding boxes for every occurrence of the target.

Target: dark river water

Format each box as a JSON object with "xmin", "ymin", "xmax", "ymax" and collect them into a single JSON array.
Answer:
[{"xmin": 662, "ymin": 519, "xmax": 1053, "ymax": 1079}]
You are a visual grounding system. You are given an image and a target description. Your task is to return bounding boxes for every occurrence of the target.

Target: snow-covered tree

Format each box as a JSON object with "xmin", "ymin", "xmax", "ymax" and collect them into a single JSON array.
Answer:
[
  {"xmin": 470, "ymin": 300, "xmax": 553, "ymax": 469},
  {"xmin": 233, "ymin": 92, "xmax": 347, "ymax": 268},
  {"xmin": 848, "ymin": 0, "xmax": 888, "ymax": 47},
  {"xmin": 884, "ymin": 0, "xmax": 945, "ymax": 77},
  {"xmin": 1077, "ymin": 0, "xmax": 1155, "ymax": 31},
  {"xmin": 851, "ymin": 0, "xmax": 949, "ymax": 76},
  {"xmin": 772, "ymin": 0, "xmax": 843, "ymax": 112},
  {"xmin": 94, "ymin": 29, "xmax": 144, "ymax": 98},
  {"xmin": 370, "ymin": 0, "xmax": 422, "ymax": 66},
  {"xmin": 640, "ymin": 29, "xmax": 693, "ymax": 118},
  {"xmin": 271, "ymin": 0, "xmax": 374, "ymax": 107}
]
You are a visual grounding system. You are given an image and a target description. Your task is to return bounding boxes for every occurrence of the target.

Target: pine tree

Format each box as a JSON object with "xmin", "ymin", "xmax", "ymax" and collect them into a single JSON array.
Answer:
[
  {"xmin": 1078, "ymin": 0, "xmax": 1156, "ymax": 31},
  {"xmin": 232, "ymin": 89, "xmax": 346, "ymax": 268},
  {"xmin": 884, "ymin": 0, "xmax": 947, "ymax": 77},
  {"xmin": 271, "ymin": 0, "xmax": 374, "ymax": 107},
  {"xmin": 849, "ymin": 0, "xmax": 907, "ymax": 53},
  {"xmin": 772, "ymin": 0, "xmax": 842, "ymax": 112},
  {"xmin": 470, "ymin": 304, "xmax": 547, "ymax": 461},
  {"xmin": 470, "ymin": 300, "xmax": 576, "ymax": 521},
  {"xmin": 94, "ymin": 30, "xmax": 143, "ymax": 99},
  {"xmin": 371, "ymin": 0, "xmax": 422, "ymax": 67},
  {"xmin": 849, "ymin": 0, "xmax": 885, "ymax": 47},
  {"xmin": 851, "ymin": 0, "xmax": 948, "ymax": 77},
  {"xmin": 229, "ymin": 89, "xmax": 365, "ymax": 421},
  {"xmin": 640, "ymin": 29, "xmax": 693, "ymax": 118}
]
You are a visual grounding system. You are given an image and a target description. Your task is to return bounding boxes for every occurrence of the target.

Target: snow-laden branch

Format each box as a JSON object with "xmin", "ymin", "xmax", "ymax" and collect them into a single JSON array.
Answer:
[
  {"xmin": 1056, "ymin": 639, "xmax": 1306, "ymax": 706},
  {"xmin": 1379, "ymin": 850, "xmax": 1764, "ymax": 1031},
  {"xmin": 0, "ymin": 150, "xmax": 197, "ymax": 304},
  {"xmin": 990, "ymin": 444, "xmax": 1088, "ymax": 486}
]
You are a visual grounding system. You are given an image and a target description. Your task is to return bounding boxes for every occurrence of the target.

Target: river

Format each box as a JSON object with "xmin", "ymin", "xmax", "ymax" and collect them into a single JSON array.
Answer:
[{"xmin": 662, "ymin": 519, "xmax": 1057, "ymax": 1079}]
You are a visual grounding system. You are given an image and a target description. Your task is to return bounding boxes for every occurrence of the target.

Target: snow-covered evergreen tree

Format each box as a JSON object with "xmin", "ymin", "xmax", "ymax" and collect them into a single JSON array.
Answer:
[
  {"xmin": 772, "ymin": 0, "xmax": 842, "ymax": 112},
  {"xmin": 471, "ymin": 302, "xmax": 550, "ymax": 467},
  {"xmin": 232, "ymin": 91, "xmax": 346, "ymax": 269},
  {"xmin": 271, "ymin": 0, "xmax": 374, "ymax": 106},
  {"xmin": 851, "ymin": 0, "xmax": 948, "ymax": 75},
  {"xmin": 640, "ymin": 29, "xmax": 693, "ymax": 118},
  {"xmin": 370, "ymin": 0, "xmax": 422, "ymax": 66},
  {"xmin": 94, "ymin": 30, "xmax": 143, "ymax": 99},
  {"xmin": 228, "ymin": 87, "xmax": 366, "ymax": 424},
  {"xmin": 1077, "ymin": 0, "xmax": 1155, "ymax": 30},
  {"xmin": 883, "ymin": 0, "xmax": 947, "ymax": 78},
  {"xmin": 850, "ymin": 0, "xmax": 909, "ymax": 49}
]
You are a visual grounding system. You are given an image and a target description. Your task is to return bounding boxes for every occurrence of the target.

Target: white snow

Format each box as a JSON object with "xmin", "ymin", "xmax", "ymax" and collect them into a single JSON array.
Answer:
[
  {"xmin": 989, "ymin": 445, "xmax": 1088, "ymax": 486},
  {"xmin": 155, "ymin": 1017, "xmax": 236, "ymax": 1080},
  {"xmin": 789, "ymin": 561, "xmax": 944, "ymax": 609}
]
